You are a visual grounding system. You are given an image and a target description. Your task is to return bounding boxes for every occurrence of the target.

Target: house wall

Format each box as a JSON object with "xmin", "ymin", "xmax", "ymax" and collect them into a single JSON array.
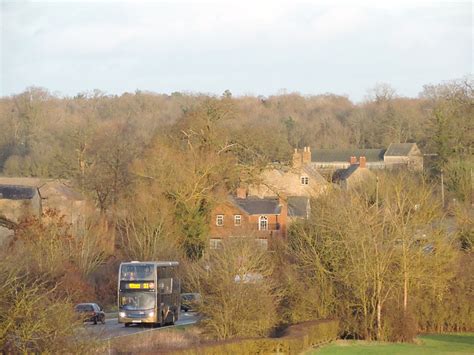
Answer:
[
  {"xmin": 209, "ymin": 202, "xmax": 285, "ymax": 248},
  {"xmin": 384, "ymin": 156, "xmax": 423, "ymax": 171},
  {"xmin": 346, "ymin": 168, "xmax": 376, "ymax": 190},
  {"xmin": 311, "ymin": 161, "xmax": 388, "ymax": 172},
  {"xmin": 248, "ymin": 169, "xmax": 326, "ymax": 198},
  {"xmin": 0, "ymin": 192, "xmax": 41, "ymax": 224}
]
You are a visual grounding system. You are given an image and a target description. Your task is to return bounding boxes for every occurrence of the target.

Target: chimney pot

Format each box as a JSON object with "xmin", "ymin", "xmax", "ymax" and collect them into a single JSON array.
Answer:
[
  {"xmin": 359, "ymin": 156, "xmax": 367, "ymax": 168},
  {"xmin": 350, "ymin": 156, "xmax": 357, "ymax": 165}
]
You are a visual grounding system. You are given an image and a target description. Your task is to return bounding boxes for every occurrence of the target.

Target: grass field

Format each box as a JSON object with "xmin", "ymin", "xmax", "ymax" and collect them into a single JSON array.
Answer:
[{"xmin": 311, "ymin": 333, "xmax": 474, "ymax": 354}]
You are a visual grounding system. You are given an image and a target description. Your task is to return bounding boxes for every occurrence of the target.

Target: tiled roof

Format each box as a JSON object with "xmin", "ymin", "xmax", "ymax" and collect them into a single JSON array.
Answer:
[
  {"xmin": 0, "ymin": 185, "xmax": 38, "ymax": 200},
  {"xmin": 288, "ymin": 196, "xmax": 310, "ymax": 218},
  {"xmin": 312, "ymin": 149, "xmax": 385, "ymax": 163},
  {"xmin": 301, "ymin": 165, "xmax": 328, "ymax": 184},
  {"xmin": 385, "ymin": 143, "xmax": 417, "ymax": 156},
  {"xmin": 230, "ymin": 196, "xmax": 281, "ymax": 215}
]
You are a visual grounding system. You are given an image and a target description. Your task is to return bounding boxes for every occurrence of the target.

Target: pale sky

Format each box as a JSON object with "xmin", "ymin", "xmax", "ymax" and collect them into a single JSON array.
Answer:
[{"xmin": 1, "ymin": 0, "xmax": 472, "ymax": 101}]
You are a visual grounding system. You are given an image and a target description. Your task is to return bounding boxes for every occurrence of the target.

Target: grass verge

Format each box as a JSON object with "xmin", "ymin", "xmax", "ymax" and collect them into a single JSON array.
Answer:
[{"xmin": 310, "ymin": 333, "xmax": 474, "ymax": 354}]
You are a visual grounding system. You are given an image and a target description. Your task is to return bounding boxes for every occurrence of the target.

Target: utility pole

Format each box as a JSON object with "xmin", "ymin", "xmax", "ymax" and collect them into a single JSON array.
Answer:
[
  {"xmin": 375, "ymin": 176, "xmax": 379, "ymax": 208},
  {"xmin": 441, "ymin": 169, "xmax": 445, "ymax": 208},
  {"xmin": 471, "ymin": 168, "xmax": 473, "ymax": 207}
]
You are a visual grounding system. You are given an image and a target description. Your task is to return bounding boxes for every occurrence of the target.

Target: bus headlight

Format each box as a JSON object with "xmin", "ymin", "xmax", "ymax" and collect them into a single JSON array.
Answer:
[
  {"xmin": 119, "ymin": 312, "xmax": 126, "ymax": 318},
  {"xmin": 148, "ymin": 311, "xmax": 155, "ymax": 317}
]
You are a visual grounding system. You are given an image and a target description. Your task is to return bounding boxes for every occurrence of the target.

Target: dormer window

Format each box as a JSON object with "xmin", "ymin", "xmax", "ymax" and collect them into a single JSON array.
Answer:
[
  {"xmin": 216, "ymin": 215, "xmax": 224, "ymax": 226},
  {"xmin": 301, "ymin": 176, "xmax": 309, "ymax": 185}
]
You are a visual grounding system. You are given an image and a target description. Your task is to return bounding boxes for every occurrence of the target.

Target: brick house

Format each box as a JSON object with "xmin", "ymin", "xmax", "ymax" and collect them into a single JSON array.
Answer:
[{"xmin": 209, "ymin": 188, "xmax": 287, "ymax": 250}]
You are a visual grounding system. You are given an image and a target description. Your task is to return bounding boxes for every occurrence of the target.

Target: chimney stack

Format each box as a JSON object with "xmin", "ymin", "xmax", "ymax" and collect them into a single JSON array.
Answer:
[
  {"xmin": 236, "ymin": 187, "xmax": 247, "ymax": 199},
  {"xmin": 359, "ymin": 156, "xmax": 366, "ymax": 168},
  {"xmin": 350, "ymin": 156, "xmax": 357, "ymax": 165},
  {"xmin": 292, "ymin": 148, "xmax": 302, "ymax": 168},
  {"xmin": 302, "ymin": 146, "xmax": 311, "ymax": 165}
]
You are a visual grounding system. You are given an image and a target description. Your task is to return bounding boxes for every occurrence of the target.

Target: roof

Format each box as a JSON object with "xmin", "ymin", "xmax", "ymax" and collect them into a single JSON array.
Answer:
[
  {"xmin": 332, "ymin": 164, "xmax": 360, "ymax": 182},
  {"xmin": 230, "ymin": 196, "xmax": 281, "ymax": 215},
  {"xmin": 0, "ymin": 185, "xmax": 38, "ymax": 200},
  {"xmin": 288, "ymin": 196, "xmax": 310, "ymax": 218},
  {"xmin": 41, "ymin": 182, "xmax": 84, "ymax": 201},
  {"xmin": 301, "ymin": 165, "xmax": 328, "ymax": 184},
  {"xmin": 312, "ymin": 149, "xmax": 385, "ymax": 163},
  {"xmin": 0, "ymin": 177, "xmax": 84, "ymax": 200},
  {"xmin": 385, "ymin": 143, "xmax": 417, "ymax": 156}
]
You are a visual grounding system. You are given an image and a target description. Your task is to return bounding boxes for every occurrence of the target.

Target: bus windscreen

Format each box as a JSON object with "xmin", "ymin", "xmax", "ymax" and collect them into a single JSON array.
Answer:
[{"xmin": 120, "ymin": 292, "xmax": 156, "ymax": 310}]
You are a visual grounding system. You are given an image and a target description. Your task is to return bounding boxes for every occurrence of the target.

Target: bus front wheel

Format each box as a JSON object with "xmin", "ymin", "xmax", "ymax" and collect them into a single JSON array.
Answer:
[{"xmin": 124, "ymin": 323, "xmax": 130, "ymax": 327}]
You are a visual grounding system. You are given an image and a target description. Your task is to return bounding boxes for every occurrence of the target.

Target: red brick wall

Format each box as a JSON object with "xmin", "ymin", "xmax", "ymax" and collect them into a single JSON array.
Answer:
[{"xmin": 209, "ymin": 201, "xmax": 286, "ymax": 245}]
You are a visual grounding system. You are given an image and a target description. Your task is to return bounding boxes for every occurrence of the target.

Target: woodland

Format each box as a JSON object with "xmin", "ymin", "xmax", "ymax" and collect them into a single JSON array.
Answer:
[{"xmin": 0, "ymin": 78, "xmax": 472, "ymax": 352}]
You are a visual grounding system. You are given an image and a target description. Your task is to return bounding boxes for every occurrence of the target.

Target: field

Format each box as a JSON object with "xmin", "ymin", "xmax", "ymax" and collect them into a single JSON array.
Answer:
[{"xmin": 311, "ymin": 334, "xmax": 474, "ymax": 354}]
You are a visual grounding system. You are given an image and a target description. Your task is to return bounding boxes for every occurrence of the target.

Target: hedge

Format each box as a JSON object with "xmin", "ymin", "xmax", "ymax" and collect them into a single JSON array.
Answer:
[{"xmin": 173, "ymin": 319, "xmax": 339, "ymax": 355}]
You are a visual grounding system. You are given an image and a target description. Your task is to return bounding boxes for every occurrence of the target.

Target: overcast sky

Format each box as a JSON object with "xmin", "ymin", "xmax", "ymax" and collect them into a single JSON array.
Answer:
[{"xmin": 1, "ymin": 0, "xmax": 472, "ymax": 101}]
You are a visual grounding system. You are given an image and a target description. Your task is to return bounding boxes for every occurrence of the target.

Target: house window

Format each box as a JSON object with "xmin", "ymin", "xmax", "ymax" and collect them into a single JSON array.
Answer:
[
  {"xmin": 210, "ymin": 238, "xmax": 223, "ymax": 249},
  {"xmin": 216, "ymin": 215, "xmax": 224, "ymax": 226},
  {"xmin": 301, "ymin": 176, "xmax": 309, "ymax": 185},
  {"xmin": 234, "ymin": 215, "xmax": 241, "ymax": 226},
  {"xmin": 255, "ymin": 238, "xmax": 268, "ymax": 250},
  {"xmin": 258, "ymin": 216, "xmax": 268, "ymax": 231}
]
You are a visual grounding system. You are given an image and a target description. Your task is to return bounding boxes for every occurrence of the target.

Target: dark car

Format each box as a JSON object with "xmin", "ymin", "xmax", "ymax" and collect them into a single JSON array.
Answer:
[
  {"xmin": 180, "ymin": 293, "xmax": 201, "ymax": 312},
  {"xmin": 74, "ymin": 303, "xmax": 105, "ymax": 324}
]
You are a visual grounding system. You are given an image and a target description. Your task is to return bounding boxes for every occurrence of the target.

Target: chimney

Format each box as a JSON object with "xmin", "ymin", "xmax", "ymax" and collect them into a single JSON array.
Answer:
[
  {"xmin": 292, "ymin": 148, "xmax": 302, "ymax": 168},
  {"xmin": 359, "ymin": 156, "xmax": 366, "ymax": 168},
  {"xmin": 236, "ymin": 187, "xmax": 247, "ymax": 199},
  {"xmin": 350, "ymin": 156, "xmax": 357, "ymax": 165},
  {"xmin": 302, "ymin": 146, "xmax": 311, "ymax": 165}
]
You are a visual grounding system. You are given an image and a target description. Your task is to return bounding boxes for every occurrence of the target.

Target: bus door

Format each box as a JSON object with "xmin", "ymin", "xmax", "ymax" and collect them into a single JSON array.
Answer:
[{"xmin": 157, "ymin": 266, "xmax": 173, "ymax": 320}]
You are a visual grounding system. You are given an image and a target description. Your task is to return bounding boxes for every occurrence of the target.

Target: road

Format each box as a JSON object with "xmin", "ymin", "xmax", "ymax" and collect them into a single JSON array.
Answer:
[{"xmin": 82, "ymin": 311, "xmax": 199, "ymax": 340}]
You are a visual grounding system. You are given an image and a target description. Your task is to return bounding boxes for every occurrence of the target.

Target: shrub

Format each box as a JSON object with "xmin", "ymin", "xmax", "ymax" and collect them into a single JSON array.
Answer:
[
  {"xmin": 187, "ymin": 238, "xmax": 281, "ymax": 340},
  {"xmin": 172, "ymin": 319, "xmax": 339, "ymax": 355},
  {"xmin": 384, "ymin": 307, "xmax": 417, "ymax": 342},
  {"xmin": 0, "ymin": 266, "xmax": 84, "ymax": 353}
]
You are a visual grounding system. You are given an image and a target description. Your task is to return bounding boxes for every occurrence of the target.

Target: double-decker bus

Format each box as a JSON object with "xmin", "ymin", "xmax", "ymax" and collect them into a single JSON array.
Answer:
[{"xmin": 118, "ymin": 261, "xmax": 180, "ymax": 327}]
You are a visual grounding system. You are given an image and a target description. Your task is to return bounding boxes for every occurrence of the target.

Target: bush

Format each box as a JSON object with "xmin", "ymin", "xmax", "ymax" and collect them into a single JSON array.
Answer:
[
  {"xmin": 187, "ymin": 238, "xmax": 280, "ymax": 340},
  {"xmin": 172, "ymin": 319, "xmax": 339, "ymax": 355},
  {"xmin": 0, "ymin": 266, "xmax": 84, "ymax": 353},
  {"xmin": 384, "ymin": 307, "xmax": 417, "ymax": 342}
]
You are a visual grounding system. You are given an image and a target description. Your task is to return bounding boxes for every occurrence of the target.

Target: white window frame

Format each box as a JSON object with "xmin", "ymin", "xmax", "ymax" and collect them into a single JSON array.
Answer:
[
  {"xmin": 210, "ymin": 238, "xmax": 223, "ymax": 249},
  {"xmin": 234, "ymin": 215, "xmax": 242, "ymax": 226},
  {"xmin": 301, "ymin": 176, "xmax": 309, "ymax": 185},
  {"xmin": 216, "ymin": 214, "xmax": 224, "ymax": 226},
  {"xmin": 258, "ymin": 216, "xmax": 268, "ymax": 231}
]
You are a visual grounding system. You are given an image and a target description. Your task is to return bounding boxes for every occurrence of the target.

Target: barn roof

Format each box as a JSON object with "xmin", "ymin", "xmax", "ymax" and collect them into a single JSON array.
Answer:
[
  {"xmin": 0, "ymin": 185, "xmax": 38, "ymax": 200},
  {"xmin": 312, "ymin": 149, "xmax": 385, "ymax": 163},
  {"xmin": 385, "ymin": 143, "xmax": 417, "ymax": 156}
]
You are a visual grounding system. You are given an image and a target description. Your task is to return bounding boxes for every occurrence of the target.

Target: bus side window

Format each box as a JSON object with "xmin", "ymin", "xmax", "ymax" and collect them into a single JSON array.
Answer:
[{"xmin": 158, "ymin": 278, "xmax": 172, "ymax": 294}]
